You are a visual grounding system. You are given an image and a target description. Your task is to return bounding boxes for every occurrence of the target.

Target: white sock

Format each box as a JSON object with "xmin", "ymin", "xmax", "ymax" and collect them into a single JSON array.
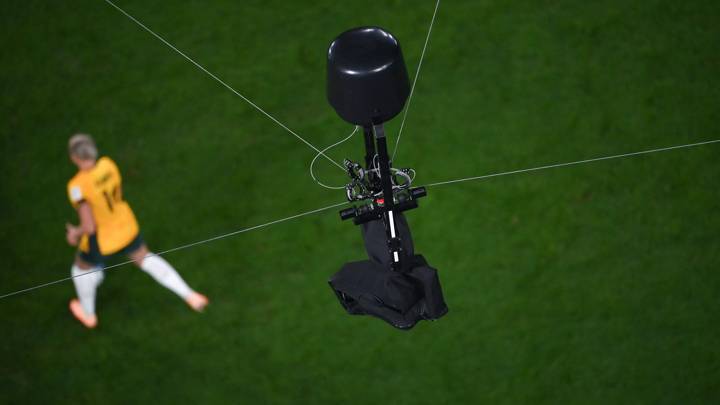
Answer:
[
  {"xmin": 140, "ymin": 255, "xmax": 193, "ymax": 299},
  {"xmin": 71, "ymin": 265, "xmax": 104, "ymax": 316}
]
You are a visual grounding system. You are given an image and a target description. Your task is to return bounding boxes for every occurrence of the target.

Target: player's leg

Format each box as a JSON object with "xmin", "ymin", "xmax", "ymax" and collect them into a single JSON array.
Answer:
[
  {"xmin": 130, "ymin": 243, "xmax": 208, "ymax": 312},
  {"xmin": 69, "ymin": 254, "xmax": 104, "ymax": 329}
]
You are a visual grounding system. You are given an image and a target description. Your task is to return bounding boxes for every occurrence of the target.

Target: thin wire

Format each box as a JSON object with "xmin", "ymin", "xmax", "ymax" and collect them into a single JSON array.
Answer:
[
  {"xmin": 3, "ymin": 138, "xmax": 718, "ymax": 300},
  {"xmin": 0, "ymin": 201, "xmax": 348, "ymax": 300},
  {"xmin": 391, "ymin": 0, "xmax": 441, "ymax": 162},
  {"xmin": 422, "ymin": 139, "xmax": 720, "ymax": 188},
  {"xmin": 12, "ymin": 1, "xmax": 700, "ymax": 307},
  {"xmin": 310, "ymin": 126, "xmax": 359, "ymax": 190},
  {"xmin": 103, "ymin": 0, "xmax": 344, "ymax": 171}
]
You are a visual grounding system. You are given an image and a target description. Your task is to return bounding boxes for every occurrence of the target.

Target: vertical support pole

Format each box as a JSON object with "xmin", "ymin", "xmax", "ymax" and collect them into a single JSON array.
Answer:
[
  {"xmin": 372, "ymin": 124, "xmax": 403, "ymax": 270},
  {"xmin": 363, "ymin": 126, "xmax": 376, "ymax": 169},
  {"xmin": 372, "ymin": 124, "xmax": 394, "ymax": 210}
]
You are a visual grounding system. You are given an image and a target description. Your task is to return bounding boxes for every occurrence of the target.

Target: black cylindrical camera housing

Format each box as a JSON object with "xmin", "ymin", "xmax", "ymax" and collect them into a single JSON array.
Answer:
[
  {"xmin": 327, "ymin": 27, "xmax": 411, "ymax": 126},
  {"xmin": 410, "ymin": 187, "xmax": 427, "ymax": 199},
  {"xmin": 339, "ymin": 207, "xmax": 357, "ymax": 221}
]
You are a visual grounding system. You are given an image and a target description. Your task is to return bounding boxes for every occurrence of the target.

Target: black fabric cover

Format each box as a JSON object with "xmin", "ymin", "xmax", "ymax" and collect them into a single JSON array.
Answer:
[
  {"xmin": 329, "ymin": 214, "xmax": 448, "ymax": 330},
  {"xmin": 329, "ymin": 255, "xmax": 448, "ymax": 330}
]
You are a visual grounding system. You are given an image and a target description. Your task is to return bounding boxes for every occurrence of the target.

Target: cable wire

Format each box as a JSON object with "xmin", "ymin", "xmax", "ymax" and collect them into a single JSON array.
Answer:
[
  {"xmin": 7, "ymin": 2, "xmax": 698, "ymax": 307},
  {"xmin": 421, "ymin": 139, "xmax": 720, "ymax": 188},
  {"xmin": 103, "ymin": 0, "xmax": 344, "ymax": 171},
  {"xmin": 391, "ymin": 0, "xmax": 441, "ymax": 162},
  {"xmin": 0, "ymin": 201, "xmax": 348, "ymax": 300},
  {"xmin": 310, "ymin": 126, "xmax": 359, "ymax": 189},
  {"xmin": 2, "ymin": 138, "xmax": 718, "ymax": 300}
]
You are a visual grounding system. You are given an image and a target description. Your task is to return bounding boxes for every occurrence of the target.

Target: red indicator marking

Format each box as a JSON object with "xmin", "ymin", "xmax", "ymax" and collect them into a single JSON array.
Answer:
[{"xmin": 377, "ymin": 198, "xmax": 385, "ymax": 205}]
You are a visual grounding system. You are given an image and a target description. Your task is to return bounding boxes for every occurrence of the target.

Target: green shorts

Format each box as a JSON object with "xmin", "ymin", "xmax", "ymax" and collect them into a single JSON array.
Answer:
[{"xmin": 78, "ymin": 233, "xmax": 144, "ymax": 267}]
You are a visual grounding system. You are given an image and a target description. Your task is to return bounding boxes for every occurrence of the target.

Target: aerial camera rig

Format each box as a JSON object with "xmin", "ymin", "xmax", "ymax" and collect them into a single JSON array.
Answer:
[
  {"xmin": 326, "ymin": 27, "xmax": 448, "ymax": 329},
  {"xmin": 338, "ymin": 123, "xmax": 427, "ymax": 268}
]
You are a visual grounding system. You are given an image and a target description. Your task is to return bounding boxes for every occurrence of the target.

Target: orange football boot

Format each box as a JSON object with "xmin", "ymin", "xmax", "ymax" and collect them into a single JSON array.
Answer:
[
  {"xmin": 186, "ymin": 292, "xmax": 209, "ymax": 312},
  {"xmin": 69, "ymin": 299, "xmax": 98, "ymax": 329}
]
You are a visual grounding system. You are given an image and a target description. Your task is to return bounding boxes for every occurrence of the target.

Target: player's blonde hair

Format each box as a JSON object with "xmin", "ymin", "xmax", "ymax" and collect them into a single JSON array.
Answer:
[{"xmin": 68, "ymin": 133, "xmax": 98, "ymax": 161}]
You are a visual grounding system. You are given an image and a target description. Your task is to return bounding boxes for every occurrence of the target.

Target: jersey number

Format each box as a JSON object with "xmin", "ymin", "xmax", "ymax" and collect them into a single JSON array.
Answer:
[{"xmin": 102, "ymin": 185, "xmax": 122, "ymax": 212}]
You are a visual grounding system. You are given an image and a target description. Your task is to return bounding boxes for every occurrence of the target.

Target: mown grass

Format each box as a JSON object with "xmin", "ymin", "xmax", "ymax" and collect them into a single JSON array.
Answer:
[{"xmin": 1, "ymin": 0, "xmax": 719, "ymax": 403}]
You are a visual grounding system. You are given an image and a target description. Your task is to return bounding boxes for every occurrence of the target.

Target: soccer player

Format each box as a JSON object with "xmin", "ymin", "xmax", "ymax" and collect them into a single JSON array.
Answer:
[{"xmin": 65, "ymin": 134, "xmax": 208, "ymax": 328}]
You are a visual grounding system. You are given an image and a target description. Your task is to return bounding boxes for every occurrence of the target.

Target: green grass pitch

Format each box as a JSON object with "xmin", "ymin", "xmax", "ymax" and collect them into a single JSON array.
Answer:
[{"xmin": 1, "ymin": 0, "xmax": 719, "ymax": 403}]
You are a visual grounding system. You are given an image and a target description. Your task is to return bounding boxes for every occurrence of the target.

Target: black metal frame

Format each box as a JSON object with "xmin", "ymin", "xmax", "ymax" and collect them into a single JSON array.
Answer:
[
  {"xmin": 339, "ymin": 123, "xmax": 427, "ymax": 271},
  {"xmin": 372, "ymin": 124, "xmax": 403, "ymax": 270}
]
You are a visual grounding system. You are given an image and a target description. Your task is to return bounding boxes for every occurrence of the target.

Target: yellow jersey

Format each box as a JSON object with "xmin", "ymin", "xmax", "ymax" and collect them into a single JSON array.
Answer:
[{"xmin": 67, "ymin": 156, "xmax": 139, "ymax": 255}]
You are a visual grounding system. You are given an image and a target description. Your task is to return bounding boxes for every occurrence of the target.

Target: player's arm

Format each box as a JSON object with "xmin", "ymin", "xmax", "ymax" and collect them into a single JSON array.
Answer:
[{"xmin": 65, "ymin": 202, "xmax": 96, "ymax": 246}]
